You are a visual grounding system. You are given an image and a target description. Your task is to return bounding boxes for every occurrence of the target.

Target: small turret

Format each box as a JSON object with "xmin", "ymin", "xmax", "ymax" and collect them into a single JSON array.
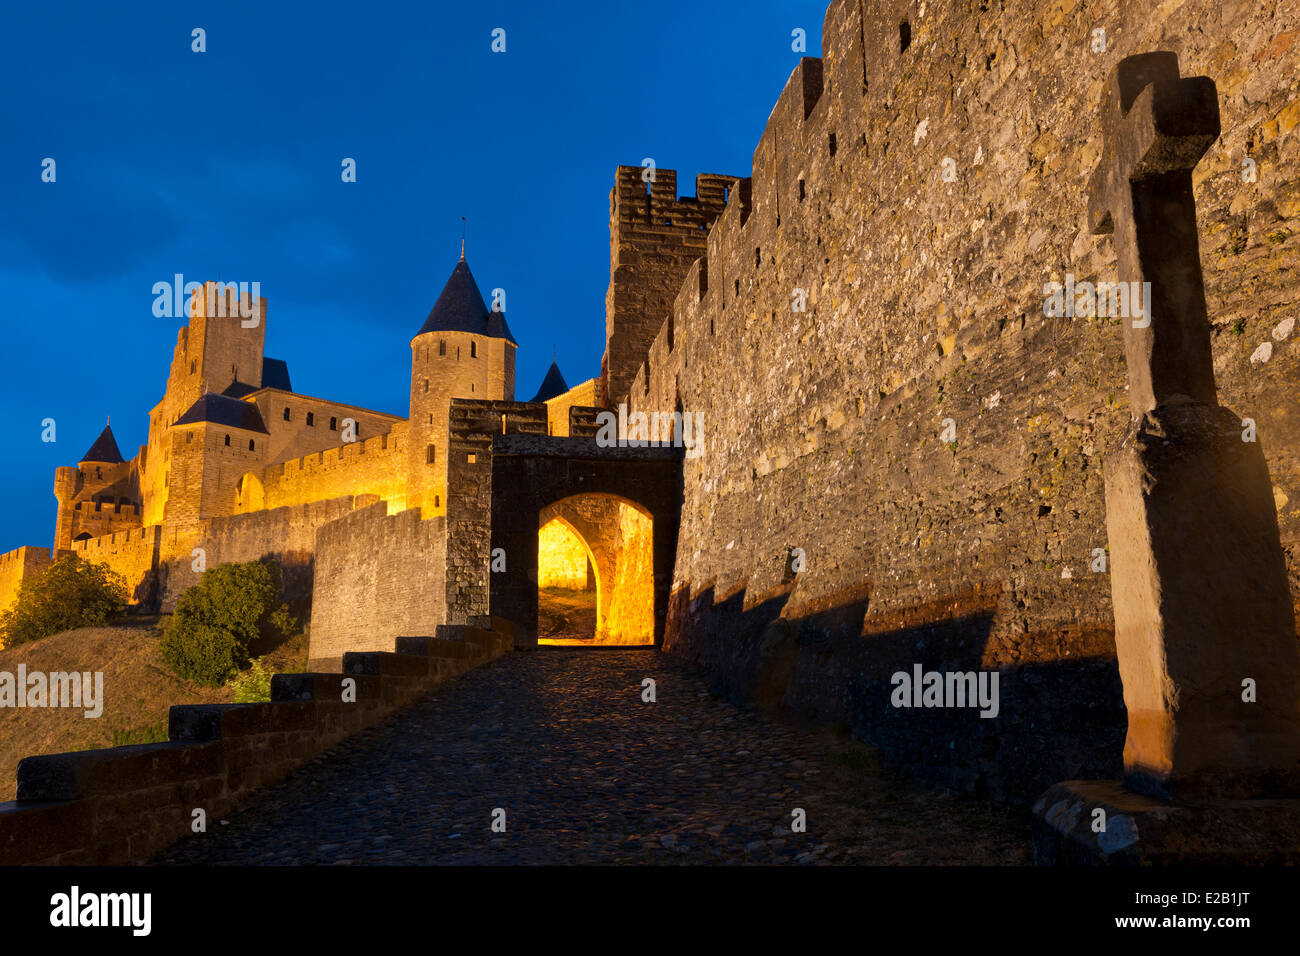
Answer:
[
  {"xmin": 415, "ymin": 255, "xmax": 517, "ymax": 345},
  {"xmin": 407, "ymin": 250, "xmax": 518, "ymax": 516},
  {"xmin": 79, "ymin": 422, "xmax": 124, "ymax": 465},
  {"xmin": 530, "ymin": 359, "xmax": 570, "ymax": 403}
]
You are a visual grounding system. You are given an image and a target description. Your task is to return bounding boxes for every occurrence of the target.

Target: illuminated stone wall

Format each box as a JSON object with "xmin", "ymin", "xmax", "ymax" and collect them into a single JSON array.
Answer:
[
  {"xmin": 614, "ymin": 0, "xmax": 1300, "ymax": 801},
  {"xmin": 70, "ymin": 526, "xmax": 161, "ymax": 606},
  {"xmin": 537, "ymin": 518, "xmax": 591, "ymax": 589},
  {"xmin": 544, "ymin": 378, "xmax": 599, "ymax": 436},
  {"xmin": 261, "ymin": 427, "xmax": 410, "ymax": 515},
  {"xmin": 603, "ymin": 500, "xmax": 654, "ymax": 645},
  {"xmin": 0, "ymin": 547, "xmax": 53, "ymax": 618},
  {"xmin": 308, "ymin": 503, "xmax": 448, "ymax": 668}
]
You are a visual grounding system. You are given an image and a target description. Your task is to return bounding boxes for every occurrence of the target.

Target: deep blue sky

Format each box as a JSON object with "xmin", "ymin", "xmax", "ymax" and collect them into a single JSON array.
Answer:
[{"xmin": 0, "ymin": 0, "xmax": 826, "ymax": 553}]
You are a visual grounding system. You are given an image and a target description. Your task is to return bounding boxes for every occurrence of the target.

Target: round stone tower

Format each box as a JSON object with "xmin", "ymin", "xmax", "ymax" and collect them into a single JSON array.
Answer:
[{"xmin": 407, "ymin": 252, "xmax": 517, "ymax": 516}]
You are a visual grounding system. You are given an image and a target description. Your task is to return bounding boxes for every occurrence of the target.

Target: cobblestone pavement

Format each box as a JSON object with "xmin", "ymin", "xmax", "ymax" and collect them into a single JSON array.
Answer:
[{"xmin": 154, "ymin": 648, "xmax": 1033, "ymax": 865}]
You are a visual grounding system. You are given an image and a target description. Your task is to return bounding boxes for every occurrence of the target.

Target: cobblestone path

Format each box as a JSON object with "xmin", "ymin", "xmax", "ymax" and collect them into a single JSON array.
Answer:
[{"xmin": 154, "ymin": 648, "xmax": 1032, "ymax": 865}]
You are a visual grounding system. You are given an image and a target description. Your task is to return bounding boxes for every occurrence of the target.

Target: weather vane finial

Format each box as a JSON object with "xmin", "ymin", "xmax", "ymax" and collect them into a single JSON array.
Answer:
[{"xmin": 460, "ymin": 217, "xmax": 466, "ymax": 260}]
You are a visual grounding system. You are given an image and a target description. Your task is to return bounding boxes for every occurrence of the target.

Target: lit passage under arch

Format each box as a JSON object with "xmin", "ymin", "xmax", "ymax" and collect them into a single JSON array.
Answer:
[{"xmin": 536, "ymin": 494, "xmax": 654, "ymax": 645}]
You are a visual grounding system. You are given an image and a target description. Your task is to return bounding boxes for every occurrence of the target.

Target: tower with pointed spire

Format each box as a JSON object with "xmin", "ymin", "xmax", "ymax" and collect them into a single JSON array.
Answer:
[
  {"xmin": 406, "ymin": 252, "xmax": 517, "ymax": 516},
  {"xmin": 52, "ymin": 421, "xmax": 143, "ymax": 549}
]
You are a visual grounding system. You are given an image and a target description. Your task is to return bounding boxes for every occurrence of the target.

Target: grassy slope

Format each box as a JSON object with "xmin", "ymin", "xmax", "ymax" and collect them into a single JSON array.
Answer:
[{"xmin": 0, "ymin": 618, "xmax": 308, "ymax": 801}]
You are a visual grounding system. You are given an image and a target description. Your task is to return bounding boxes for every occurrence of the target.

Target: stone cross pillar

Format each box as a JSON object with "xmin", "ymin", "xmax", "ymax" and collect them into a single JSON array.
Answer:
[{"xmin": 1091, "ymin": 52, "xmax": 1300, "ymax": 800}]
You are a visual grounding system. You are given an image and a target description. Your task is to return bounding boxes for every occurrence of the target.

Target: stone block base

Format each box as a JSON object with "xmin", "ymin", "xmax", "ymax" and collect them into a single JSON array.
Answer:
[{"xmin": 1032, "ymin": 780, "xmax": 1300, "ymax": 864}]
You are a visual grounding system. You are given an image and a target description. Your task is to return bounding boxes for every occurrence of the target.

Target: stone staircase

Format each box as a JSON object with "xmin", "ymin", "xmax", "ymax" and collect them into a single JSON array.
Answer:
[{"xmin": 0, "ymin": 618, "xmax": 516, "ymax": 865}]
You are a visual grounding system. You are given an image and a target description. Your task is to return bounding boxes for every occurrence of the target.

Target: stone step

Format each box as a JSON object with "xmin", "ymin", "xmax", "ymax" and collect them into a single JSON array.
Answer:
[
  {"xmin": 342, "ymin": 650, "xmax": 433, "ymax": 678},
  {"xmin": 271, "ymin": 672, "xmax": 382, "ymax": 703},
  {"xmin": 169, "ymin": 701, "xmax": 315, "ymax": 742},
  {"xmin": 396, "ymin": 635, "xmax": 480, "ymax": 660}
]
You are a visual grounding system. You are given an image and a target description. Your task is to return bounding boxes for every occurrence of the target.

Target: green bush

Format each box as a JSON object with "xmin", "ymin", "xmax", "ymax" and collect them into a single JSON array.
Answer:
[
  {"xmin": 160, "ymin": 560, "xmax": 295, "ymax": 686},
  {"xmin": 111, "ymin": 724, "xmax": 169, "ymax": 746},
  {"xmin": 0, "ymin": 555, "xmax": 128, "ymax": 648},
  {"xmin": 231, "ymin": 657, "xmax": 274, "ymax": 703}
]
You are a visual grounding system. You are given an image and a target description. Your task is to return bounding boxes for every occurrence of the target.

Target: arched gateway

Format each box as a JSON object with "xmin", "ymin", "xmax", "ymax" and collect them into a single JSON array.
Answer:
[{"xmin": 443, "ymin": 398, "xmax": 682, "ymax": 647}]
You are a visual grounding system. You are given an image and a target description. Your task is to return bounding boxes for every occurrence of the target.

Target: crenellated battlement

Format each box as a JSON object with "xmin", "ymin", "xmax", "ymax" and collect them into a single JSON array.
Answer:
[
  {"xmin": 264, "ymin": 431, "xmax": 398, "ymax": 481},
  {"xmin": 602, "ymin": 165, "xmax": 739, "ymax": 408},
  {"xmin": 603, "ymin": 0, "xmax": 1300, "ymax": 803},
  {"xmin": 0, "ymin": 546, "xmax": 52, "ymax": 568},
  {"xmin": 259, "ymin": 425, "xmax": 410, "ymax": 514}
]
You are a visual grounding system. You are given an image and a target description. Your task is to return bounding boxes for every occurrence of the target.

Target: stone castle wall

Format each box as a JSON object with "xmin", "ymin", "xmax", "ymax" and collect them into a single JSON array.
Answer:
[
  {"xmin": 36, "ymin": 497, "xmax": 376, "ymax": 615},
  {"xmin": 544, "ymin": 378, "xmax": 599, "ymax": 437},
  {"xmin": 248, "ymin": 392, "xmax": 401, "ymax": 466},
  {"xmin": 603, "ymin": 169, "xmax": 733, "ymax": 406},
  {"xmin": 158, "ymin": 495, "xmax": 378, "ymax": 612},
  {"xmin": 623, "ymin": 0, "xmax": 1300, "ymax": 801},
  {"xmin": 0, "ymin": 547, "xmax": 54, "ymax": 617},
  {"xmin": 260, "ymin": 427, "xmax": 410, "ymax": 514},
  {"xmin": 70, "ymin": 526, "xmax": 161, "ymax": 605},
  {"xmin": 308, "ymin": 503, "xmax": 448, "ymax": 668}
]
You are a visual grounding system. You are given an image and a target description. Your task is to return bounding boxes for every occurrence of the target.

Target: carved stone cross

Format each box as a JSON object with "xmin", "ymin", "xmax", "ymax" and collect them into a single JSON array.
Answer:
[
  {"xmin": 1088, "ymin": 51, "xmax": 1220, "ymax": 417},
  {"xmin": 1090, "ymin": 53, "xmax": 1300, "ymax": 801}
]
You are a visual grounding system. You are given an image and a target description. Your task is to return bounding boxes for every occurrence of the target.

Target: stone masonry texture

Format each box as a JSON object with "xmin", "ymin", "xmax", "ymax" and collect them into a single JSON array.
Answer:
[
  {"xmin": 151, "ymin": 648, "xmax": 1031, "ymax": 865},
  {"xmin": 617, "ymin": 0, "xmax": 1300, "ymax": 803},
  {"xmin": 2, "ymin": 0, "xmax": 1298, "ymax": 832}
]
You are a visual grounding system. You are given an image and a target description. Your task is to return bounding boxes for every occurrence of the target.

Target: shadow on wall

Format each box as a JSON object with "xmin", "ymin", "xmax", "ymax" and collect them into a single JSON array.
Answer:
[{"xmin": 666, "ymin": 582, "xmax": 1125, "ymax": 805}]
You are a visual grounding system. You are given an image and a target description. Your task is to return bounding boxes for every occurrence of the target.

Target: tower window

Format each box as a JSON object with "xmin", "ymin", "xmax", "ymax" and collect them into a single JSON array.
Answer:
[
  {"xmin": 190, "ymin": 360, "xmax": 196, "ymax": 374},
  {"xmin": 186, "ymin": 433, "xmax": 192, "ymax": 444},
  {"xmin": 900, "ymin": 21, "xmax": 911, "ymax": 53},
  {"xmin": 471, "ymin": 342, "xmax": 478, "ymax": 358},
  {"xmin": 307, "ymin": 412, "xmax": 315, "ymax": 426},
  {"xmin": 427, "ymin": 444, "xmax": 436, "ymax": 464},
  {"xmin": 829, "ymin": 132, "xmax": 838, "ymax": 157},
  {"xmin": 249, "ymin": 439, "xmax": 255, "ymax": 451},
  {"xmin": 283, "ymin": 407, "xmax": 291, "ymax": 421},
  {"xmin": 224, "ymin": 434, "xmax": 230, "ymax": 446},
  {"xmin": 330, "ymin": 416, "xmax": 337, "ymax": 430},
  {"xmin": 423, "ymin": 379, "xmax": 429, "ymax": 393},
  {"xmin": 439, "ymin": 340, "xmax": 446, "ymax": 356}
]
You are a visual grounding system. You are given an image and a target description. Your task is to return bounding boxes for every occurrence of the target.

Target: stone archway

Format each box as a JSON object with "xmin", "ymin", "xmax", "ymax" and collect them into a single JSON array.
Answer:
[
  {"xmin": 537, "ymin": 494, "xmax": 654, "ymax": 645},
  {"xmin": 442, "ymin": 400, "xmax": 683, "ymax": 647}
]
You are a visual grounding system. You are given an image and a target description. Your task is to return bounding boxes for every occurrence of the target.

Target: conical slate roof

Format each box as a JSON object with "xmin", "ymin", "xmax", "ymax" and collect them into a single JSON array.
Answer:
[
  {"xmin": 80, "ymin": 425, "xmax": 124, "ymax": 464},
  {"xmin": 530, "ymin": 360, "xmax": 570, "ymax": 403},
  {"xmin": 416, "ymin": 257, "xmax": 517, "ymax": 345}
]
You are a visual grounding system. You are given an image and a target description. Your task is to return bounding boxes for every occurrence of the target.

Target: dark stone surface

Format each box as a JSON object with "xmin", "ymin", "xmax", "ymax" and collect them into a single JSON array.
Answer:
[{"xmin": 1033, "ymin": 780, "xmax": 1300, "ymax": 865}]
